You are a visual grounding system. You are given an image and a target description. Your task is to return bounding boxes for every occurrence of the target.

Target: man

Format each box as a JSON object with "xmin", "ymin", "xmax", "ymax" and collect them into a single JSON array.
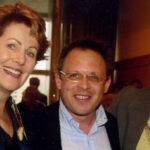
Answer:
[
  {"xmin": 23, "ymin": 77, "xmax": 48, "ymax": 107},
  {"xmin": 110, "ymin": 87, "xmax": 150, "ymax": 150},
  {"xmin": 44, "ymin": 39, "xmax": 120, "ymax": 150}
]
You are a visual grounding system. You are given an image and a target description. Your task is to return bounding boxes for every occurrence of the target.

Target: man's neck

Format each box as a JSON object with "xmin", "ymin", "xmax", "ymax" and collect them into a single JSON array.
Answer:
[{"xmin": 71, "ymin": 112, "xmax": 96, "ymax": 134}]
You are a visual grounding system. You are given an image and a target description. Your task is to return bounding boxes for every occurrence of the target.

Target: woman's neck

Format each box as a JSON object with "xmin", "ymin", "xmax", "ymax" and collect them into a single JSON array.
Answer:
[{"xmin": 0, "ymin": 91, "xmax": 10, "ymax": 115}]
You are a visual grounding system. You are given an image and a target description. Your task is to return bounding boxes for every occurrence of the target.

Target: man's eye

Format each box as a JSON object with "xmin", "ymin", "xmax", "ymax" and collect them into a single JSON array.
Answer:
[
  {"xmin": 7, "ymin": 43, "xmax": 17, "ymax": 50},
  {"xmin": 68, "ymin": 73, "xmax": 80, "ymax": 80},
  {"xmin": 89, "ymin": 75, "xmax": 100, "ymax": 82}
]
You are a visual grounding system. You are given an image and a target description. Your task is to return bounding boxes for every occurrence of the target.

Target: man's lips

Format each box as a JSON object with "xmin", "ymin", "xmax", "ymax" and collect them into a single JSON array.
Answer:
[{"xmin": 74, "ymin": 94, "xmax": 91, "ymax": 100}]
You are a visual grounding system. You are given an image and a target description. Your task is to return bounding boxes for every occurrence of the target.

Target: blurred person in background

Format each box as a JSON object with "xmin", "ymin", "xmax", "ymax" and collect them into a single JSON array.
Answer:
[
  {"xmin": 110, "ymin": 87, "xmax": 150, "ymax": 150},
  {"xmin": 128, "ymin": 79, "xmax": 143, "ymax": 89},
  {"xmin": 21, "ymin": 77, "xmax": 47, "ymax": 109}
]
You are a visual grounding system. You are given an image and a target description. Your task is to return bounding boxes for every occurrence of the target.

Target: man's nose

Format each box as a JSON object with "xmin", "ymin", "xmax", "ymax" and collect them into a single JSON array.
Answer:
[{"xmin": 78, "ymin": 75, "xmax": 90, "ymax": 89}]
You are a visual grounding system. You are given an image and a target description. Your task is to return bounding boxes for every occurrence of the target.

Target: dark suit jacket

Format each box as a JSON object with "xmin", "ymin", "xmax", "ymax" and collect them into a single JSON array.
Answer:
[
  {"xmin": 18, "ymin": 102, "xmax": 46, "ymax": 150},
  {"xmin": 110, "ymin": 87, "xmax": 150, "ymax": 150},
  {"xmin": 43, "ymin": 101, "xmax": 120, "ymax": 150}
]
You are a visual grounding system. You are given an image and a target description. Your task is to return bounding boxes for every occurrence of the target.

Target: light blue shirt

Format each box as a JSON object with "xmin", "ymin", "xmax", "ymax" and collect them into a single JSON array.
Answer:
[{"xmin": 59, "ymin": 100, "xmax": 112, "ymax": 150}]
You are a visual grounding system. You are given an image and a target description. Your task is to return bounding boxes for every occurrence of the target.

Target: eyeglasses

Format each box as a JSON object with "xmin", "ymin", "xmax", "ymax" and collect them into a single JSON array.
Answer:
[{"xmin": 59, "ymin": 70, "xmax": 106, "ymax": 84}]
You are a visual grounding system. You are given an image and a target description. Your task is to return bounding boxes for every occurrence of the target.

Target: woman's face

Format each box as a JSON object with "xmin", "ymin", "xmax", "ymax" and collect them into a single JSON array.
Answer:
[{"xmin": 0, "ymin": 23, "xmax": 38, "ymax": 95}]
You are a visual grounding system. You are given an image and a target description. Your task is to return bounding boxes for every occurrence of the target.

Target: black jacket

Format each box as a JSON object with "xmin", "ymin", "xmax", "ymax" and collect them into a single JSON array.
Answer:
[
  {"xmin": 18, "ymin": 102, "xmax": 46, "ymax": 150},
  {"xmin": 42, "ymin": 101, "xmax": 120, "ymax": 150},
  {"xmin": 19, "ymin": 101, "xmax": 120, "ymax": 150}
]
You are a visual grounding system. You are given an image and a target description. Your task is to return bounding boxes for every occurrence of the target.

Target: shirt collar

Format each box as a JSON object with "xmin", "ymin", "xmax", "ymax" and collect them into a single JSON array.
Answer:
[{"xmin": 96, "ymin": 105, "xmax": 108, "ymax": 126}]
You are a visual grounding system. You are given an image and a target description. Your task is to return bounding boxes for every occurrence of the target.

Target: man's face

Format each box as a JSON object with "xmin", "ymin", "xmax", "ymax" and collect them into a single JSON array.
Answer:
[{"xmin": 55, "ymin": 48, "xmax": 111, "ymax": 120}]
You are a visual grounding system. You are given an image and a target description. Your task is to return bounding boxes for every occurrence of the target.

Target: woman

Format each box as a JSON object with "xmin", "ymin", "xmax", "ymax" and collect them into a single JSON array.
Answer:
[{"xmin": 0, "ymin": 2, "xmax": 49, "ymax": 149}]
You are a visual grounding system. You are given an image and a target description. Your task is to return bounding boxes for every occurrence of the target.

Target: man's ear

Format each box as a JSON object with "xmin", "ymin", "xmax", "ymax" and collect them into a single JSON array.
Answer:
[
  {"xmin": 104, "ymin": 76, "xmax": 111, "ymax": 93},
  {"xmin": 55, "ymin": 71, "xmax": 62, "ymax": 90}
]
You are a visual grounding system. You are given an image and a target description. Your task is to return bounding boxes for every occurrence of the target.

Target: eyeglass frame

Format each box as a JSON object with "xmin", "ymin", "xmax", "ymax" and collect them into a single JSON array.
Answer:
[{"xmin": 59, "ymin": 70, "xmax": 107, "ymax": 84}]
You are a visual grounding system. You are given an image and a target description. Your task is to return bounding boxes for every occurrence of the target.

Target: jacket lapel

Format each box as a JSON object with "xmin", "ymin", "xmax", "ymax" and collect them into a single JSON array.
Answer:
[
  {"xmin": 105, "ymin": 112, "xmax": 120, "ymax": 150},
  {"xmin": 45, "ymin": 102, "xmax": 62, "ymax": 150}
]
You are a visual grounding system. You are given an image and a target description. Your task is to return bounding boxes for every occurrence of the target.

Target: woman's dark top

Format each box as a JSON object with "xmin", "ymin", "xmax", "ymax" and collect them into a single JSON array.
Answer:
[
  {"xmin": 0, "ymin": 127, "xmax": 20, "ymax": 149},
  {"xmin": 0, "ymin": 97, "xmax": 30, "ymax": 150}
]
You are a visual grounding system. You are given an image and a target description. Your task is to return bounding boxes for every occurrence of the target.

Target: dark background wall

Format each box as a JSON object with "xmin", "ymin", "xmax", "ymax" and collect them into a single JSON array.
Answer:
[{"xmin": 115, "ymin": 0, "xmax": 150, "ymax": 87}]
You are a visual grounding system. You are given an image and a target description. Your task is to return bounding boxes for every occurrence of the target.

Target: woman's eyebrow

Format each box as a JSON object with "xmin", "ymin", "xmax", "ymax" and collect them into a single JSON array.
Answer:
[{"xmin": 7, "ymin": 38, "xmax": 21, "ymax": 45}]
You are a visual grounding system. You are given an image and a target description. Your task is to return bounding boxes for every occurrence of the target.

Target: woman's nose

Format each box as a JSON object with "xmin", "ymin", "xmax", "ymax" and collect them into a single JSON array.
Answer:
[{"xmin": 12, "ymin": 51, "xmax": 26, "ymax": 65}]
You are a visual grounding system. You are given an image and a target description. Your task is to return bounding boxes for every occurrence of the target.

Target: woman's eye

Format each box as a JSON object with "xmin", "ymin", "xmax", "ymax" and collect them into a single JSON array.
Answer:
[
  {"xmin": 26, "ymin": 49, "xmax": 37, "ymax": 58},
  {"xmin": 7, "ymin": 43, "xmax": 16, "ymax": 50},
  {"xmin": 26, "ymin": 51, "xmax": 36, "ymax": 58}
]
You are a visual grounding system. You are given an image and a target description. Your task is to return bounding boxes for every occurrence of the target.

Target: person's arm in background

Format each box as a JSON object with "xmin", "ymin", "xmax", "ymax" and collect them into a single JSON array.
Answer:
[{"xmin": 109, "ymin": 87, "xmax": 138, "ymax": 149}]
